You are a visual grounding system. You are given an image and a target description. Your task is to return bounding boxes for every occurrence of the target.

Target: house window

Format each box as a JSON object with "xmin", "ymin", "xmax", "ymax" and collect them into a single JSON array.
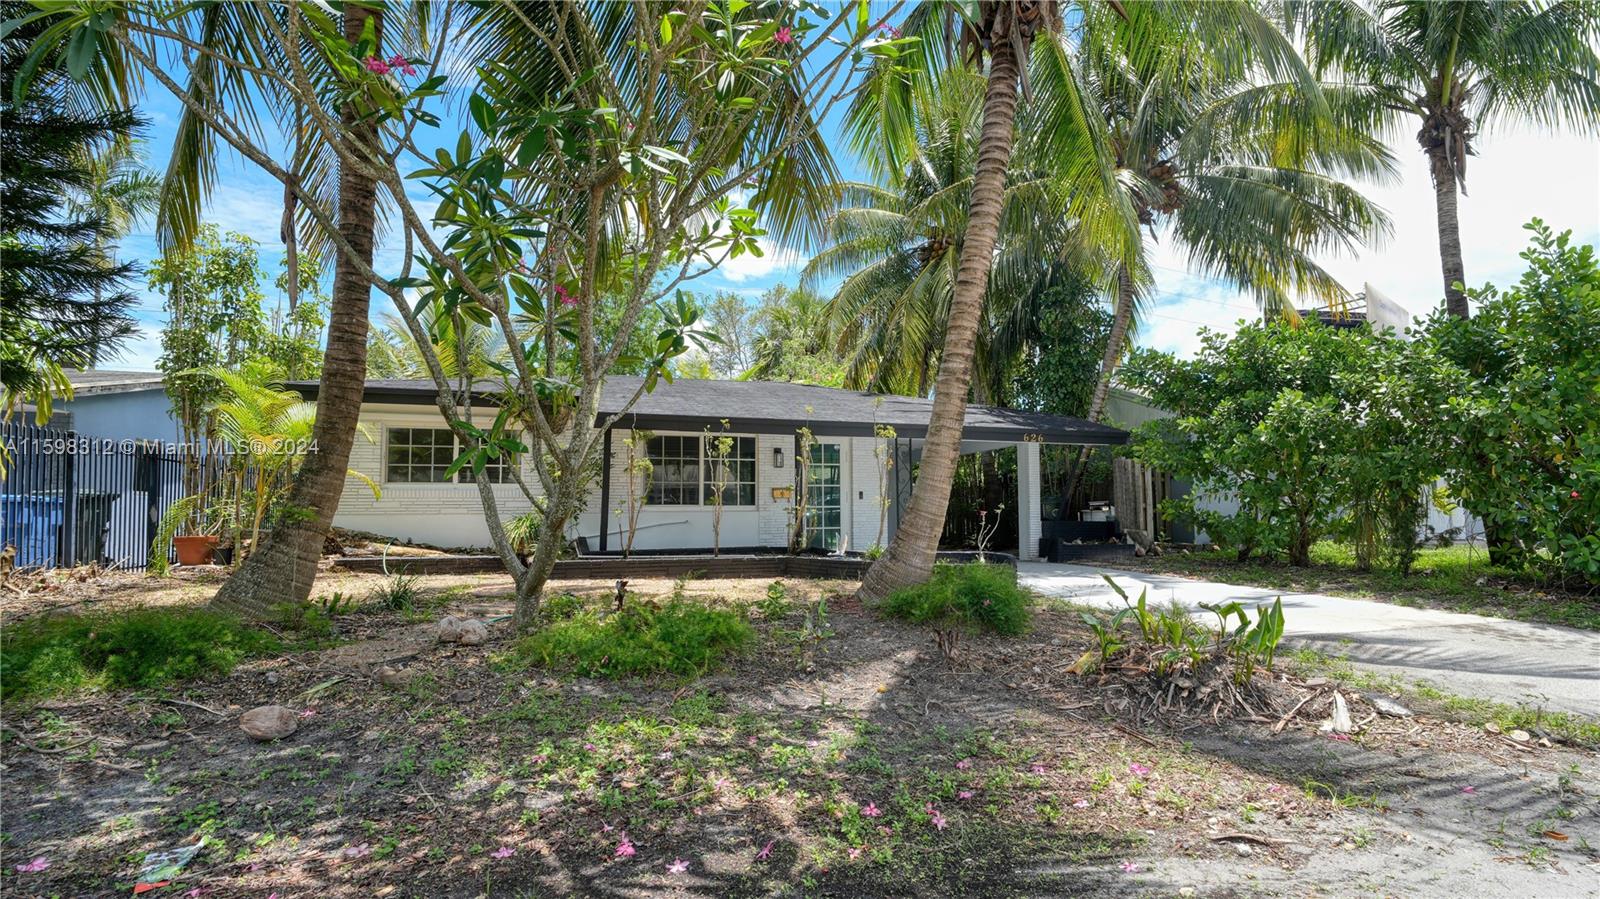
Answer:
[
  {"xmin": 647, "ymin": 435, "xmax": 701, "ymax": 505},
  {"xmin": 386, "ymin": 427, "xmax": 457, "ymax": 483},
  {"xmin": 704, "ymin": 436, "xmax": 757, "ymax": 506},
  {"xmin": 386, "ymin": 427, "xmax": 520, "ymax": 484},
  {"xmin": 643, "ymin": 434, "xmax": 757, "ymax": 506}
]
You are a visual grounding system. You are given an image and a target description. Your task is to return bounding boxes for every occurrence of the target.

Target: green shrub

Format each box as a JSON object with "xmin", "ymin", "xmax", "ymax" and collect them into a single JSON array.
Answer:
[
  {"xmin": 370, "ymin": 571, "xmax": 421, "ymax": 611},
  {"xmin": 1, "ymin": 608, "xmax": 279, "ymax": 700},
  {"xmin": 881, "ymin": 562, "xmax": 1031, "ymax": 645},
  {"xmin": 517, "ymin": 600, "xmax": 754, "ymax": 678}
]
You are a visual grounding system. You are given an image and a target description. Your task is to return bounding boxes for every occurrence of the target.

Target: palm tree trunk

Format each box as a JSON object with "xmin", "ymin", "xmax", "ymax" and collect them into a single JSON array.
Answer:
[
  {"xmin": 212, "ymin": 7, "xmax": 380, "ymax": 617},
  {"xmin": 857, "ymin": 33, "xmax": 1020, "ymax": 602},
  {"xmin": 1428, "ymin": 147, "xmax": 1469, "ymax": 318},
  {"xmin": 1058, "ymin": 264, "xmax": 1134, "ymax": 519}
]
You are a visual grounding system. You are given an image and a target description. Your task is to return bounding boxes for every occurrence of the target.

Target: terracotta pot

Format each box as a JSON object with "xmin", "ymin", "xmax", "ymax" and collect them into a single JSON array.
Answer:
[{"xmin": 173, "ymin": 535, "xmax": 218, "ymax": 566}]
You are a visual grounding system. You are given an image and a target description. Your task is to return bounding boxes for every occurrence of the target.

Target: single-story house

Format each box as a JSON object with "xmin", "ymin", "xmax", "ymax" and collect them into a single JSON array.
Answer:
[
  {"xmin": 30, "ymin": 369, "xmax": 180, "ymax": 443},
  {"xmin": 287, "ymin": 377, "xmax": 1129, "ymax": 560}
]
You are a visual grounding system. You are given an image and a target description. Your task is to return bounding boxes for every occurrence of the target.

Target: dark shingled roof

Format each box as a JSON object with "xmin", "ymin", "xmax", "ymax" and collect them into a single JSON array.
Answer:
[{"xmin": 286, "ymin": 376, "xmax": 1127, "ymax": 445}]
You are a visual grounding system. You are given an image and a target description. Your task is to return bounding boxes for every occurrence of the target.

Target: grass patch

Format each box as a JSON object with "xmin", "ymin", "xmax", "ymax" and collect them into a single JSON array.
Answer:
[
  {"xmin": 515, "ymin": 599, "xmax": 754, "ymax": 678},
  {"xmin": 1286, "ymin": 646, "xmax": 1600, "ymax": 748},
  {"xmin": 0, "ymin": 607, "xmax": 279, "ymax": 700},
  {"xmin": 1124, "ymin": 542, "xmax": 1600, "ymax": 630},
  {"xmin": 882, "ymin": 562, "xmax": 1031, "ymax": 636}
]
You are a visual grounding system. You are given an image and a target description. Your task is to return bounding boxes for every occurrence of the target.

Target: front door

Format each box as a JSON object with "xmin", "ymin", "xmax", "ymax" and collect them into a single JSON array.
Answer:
[{"xmin": 804, "ymin": 442, "xmax": 844, "ymax": 551}]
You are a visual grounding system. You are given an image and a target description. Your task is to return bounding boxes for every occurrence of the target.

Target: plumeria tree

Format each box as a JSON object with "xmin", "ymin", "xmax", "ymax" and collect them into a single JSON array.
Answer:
[{"xmin": 17, "ymin": 1, "xmax": 897, "ymax": 625}]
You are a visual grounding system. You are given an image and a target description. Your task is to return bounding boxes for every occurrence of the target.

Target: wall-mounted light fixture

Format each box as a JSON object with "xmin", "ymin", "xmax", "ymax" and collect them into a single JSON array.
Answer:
[{"xmin": 773, "ymin": 446, "xmax": 785, "ymax": 469}]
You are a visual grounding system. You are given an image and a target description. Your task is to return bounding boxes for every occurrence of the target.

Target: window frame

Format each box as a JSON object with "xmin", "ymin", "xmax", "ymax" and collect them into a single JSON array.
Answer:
[
  {"xmin": 383, "ymin": 425, "xmax": 521, "ymax": 485},
  {"xmin": 639, "ymin": 432, "xmax": 760, "ymax": 509}
]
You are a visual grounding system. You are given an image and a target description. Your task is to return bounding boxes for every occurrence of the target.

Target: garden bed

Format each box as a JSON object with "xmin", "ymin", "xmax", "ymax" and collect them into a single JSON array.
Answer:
[
  {"xmin": 333, "ymin": 551, "xmax": 1018, "ymax": 581},
  {"xmin": 2, "ymin": 572, "xmax": 1596, "ymax": 898}
]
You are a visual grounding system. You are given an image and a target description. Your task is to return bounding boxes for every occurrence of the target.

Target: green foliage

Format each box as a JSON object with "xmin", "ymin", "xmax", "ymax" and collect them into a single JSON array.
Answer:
[
  {"xmin": 1123, "ymin": 317, "xmax": 1450, "ymax": 568},
  {"xmin": 371, "ymin": 571, "xmax": 421, "ymax": 612},
  {"xmin": 147, "ymin": 493, "xmax": 203, "ymax": 577},
  {"xmin": 504, "ymin": 510, "xmax": 543, "ymax": 555},
  {"xmin": 1427, "ymin": 222, "xmax": 1600, "ymax": 582},
  {"xmin": 517, "ymin": 600, "xmax": 754, "ymax": 679},
  {"xmin": 881, "ymin": 563, "xmax": 1031, "ymax": 638},
  {"xmin": 756, "ymin": 579, "xmax": 791, "ymax": 620},
  {"xmin": 1083, "ymin": 575, "xmax": 1285, "ymax": 682},
  {"xmin": 1, "ymin": 607, "xmax": 278, "ymax": 700}
]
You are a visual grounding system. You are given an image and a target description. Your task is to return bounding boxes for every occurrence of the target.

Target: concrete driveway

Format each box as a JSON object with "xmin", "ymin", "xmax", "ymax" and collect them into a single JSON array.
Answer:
[{"xmin": 1018, "ymin": 561, "xmax": 1600, "ymax": 718}]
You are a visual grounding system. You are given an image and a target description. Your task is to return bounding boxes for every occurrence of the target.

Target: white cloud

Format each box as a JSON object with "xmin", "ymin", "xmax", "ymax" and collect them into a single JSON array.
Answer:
[
  {"xmin": 714, "ymin": 238, "xmax": 809, "ymax": 283},
  {"xmin": 1134, "ymin": 128, "xmax": 1600, "ymax": 357}
]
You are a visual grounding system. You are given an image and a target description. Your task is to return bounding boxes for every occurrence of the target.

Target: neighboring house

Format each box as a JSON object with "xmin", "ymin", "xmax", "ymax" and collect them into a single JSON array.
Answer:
[
  {"xmin": 43, "ymin": 370, "xmax": 180, "ymax": 443},
  {"xmin": 287, "ymin": 377, "xmax": 1129, "ymax": 559}
]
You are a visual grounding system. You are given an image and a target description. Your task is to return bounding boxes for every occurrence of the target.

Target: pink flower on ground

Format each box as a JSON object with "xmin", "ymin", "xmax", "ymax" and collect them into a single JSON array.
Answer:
[
  {"xmin": 184, "ymin": 889, "xmax": 204, "ymax": 899},
  {"xmin": 774, "ymin": 25, "xmax": 793, "ymax": 44},
  {"xmin": 343, "ymin": 843, "xmax": 372, "ymax": 859},
  {"xmin": 1073, "ymin": 799, "xmax": 1091, "ymax": 809},
  {"xmin": 1462, "ymin": 785, "xmax": 1477, "ymax": 794},
  {"xmin": 268, "ymin": 894, "xmax": 280, "ymax": 899},
  {"xmin": 584, "ymin": 742, "xmax": 597, "ymax": 751},
  {"xmin": 667, "ymin": 858, "xmax": 690, "ymax": 874},
  {"xmin": 1119, "ymin": 860, "xmax": 1140, "ymax": 873},
  {"xmin": 299, "ymin": 708, "xmax": 317, "ymax": 719},
  {"xmin": 530, "ymin": 753, "xmax": 548, "ymax": 765},
  {"xmin": 958, "ymin": 790, "xmax": 975, "ymax": 800},
  {"xmin": 1128, "ymin": 762, "xmax": 1152, "ymax": 777},
  {"xmin": 1327, "ymin": 733, "xmax": 1351, "ymax": 742},
  {"xmin": 956, "ymin": 758, "xmax": 973, "ymax": 770},
  {"xmin": 1268, "ymin": 784, "xmax": 1286, "ymax": 794},
  {"xmin": 614, "ymin": 838, "xmax": 636, "ymax": 859},
  {"xmin": 930, "ymin": 811, "xmax": 948, "ymax": 831},
  {"xmin": 13, "ymin": 857, "xmax": 49, "ymax": 873},
  {"xmin": 491, "ymin": 846, "xmax": 515, "ymax": 859},
  {"xmin": 756, "ymin": 840, "xmax": 774, "ymax": 861},
  {"xmin": 363, "ymin": 56, "xmax": 391, "ymax": 75},
  {"xmin": 877, "ymin": 825, "xmax": 892, "ymax": 836},
  {"xmin": 1030, "ymin": 763, "xmax": 1049, "ymax": 775},
  {"xmin": 847, "ymin": 847, "xmax": 863, "ymax": 860},
  {"xmin": 861, "ymin": 802, "xmax": 882, "ymax": 818},
  {"xmin": 1571, "ymin": 490, "xmax": 1581, "ymax": 499}
]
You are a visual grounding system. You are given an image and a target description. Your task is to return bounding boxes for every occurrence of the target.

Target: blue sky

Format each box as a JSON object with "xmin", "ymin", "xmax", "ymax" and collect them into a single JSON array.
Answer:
[{"xmin": 106, "ymin": 24, "xmax": 1600, "ymax": 371}]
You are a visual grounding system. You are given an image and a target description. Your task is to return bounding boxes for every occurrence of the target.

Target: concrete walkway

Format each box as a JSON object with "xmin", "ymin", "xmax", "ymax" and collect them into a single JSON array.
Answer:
[{"xmin": 1018, "ymin": 561, "xmax": 1600, "ymax": 718}]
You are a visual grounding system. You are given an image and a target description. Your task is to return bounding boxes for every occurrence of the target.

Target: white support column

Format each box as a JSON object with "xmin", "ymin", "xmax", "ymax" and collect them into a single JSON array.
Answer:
[{"xmin": 1017, "ymin": 441, "xmax": 1042, "ymax": 561}]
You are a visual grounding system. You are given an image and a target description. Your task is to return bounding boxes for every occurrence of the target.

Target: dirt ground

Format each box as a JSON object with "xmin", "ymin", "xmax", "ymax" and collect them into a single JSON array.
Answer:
[{"xmin": 2, "ymin": 571, "xmax": 1598, "ymax": 898}]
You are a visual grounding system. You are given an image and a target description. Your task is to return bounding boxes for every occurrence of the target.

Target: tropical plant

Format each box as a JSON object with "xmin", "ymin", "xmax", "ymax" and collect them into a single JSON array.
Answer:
[
  {"xmin": 1, "ymin": 4, "xmax": 143, "ymax": 434},
  {"xmin": 881, "ymin": 561, "xmax": 1031, "ymax": 661},
  {"xmin": 745, "ymin": 284, "xmax": 845, "ymax": 385},
  {"xmin": 1288, "ymin": 0, "xmax": 1600, "ymax": 318},
  {"xmin": 853, "ymin": 0, "xmax": 1331, "ymax": 600},
  {"xmin": 1426, "ymin": 221, "xmax": 1600, "ymax": 581}
]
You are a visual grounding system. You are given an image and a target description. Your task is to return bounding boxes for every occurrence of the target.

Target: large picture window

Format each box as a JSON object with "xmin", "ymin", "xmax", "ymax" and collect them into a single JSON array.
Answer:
[
  {"xmin": 386, "ymin": 427, "xmax": 519, "ymax": 484},
  {"xmin": 644, "ymin": 434, "xmax": 757, "ymax": 506}
]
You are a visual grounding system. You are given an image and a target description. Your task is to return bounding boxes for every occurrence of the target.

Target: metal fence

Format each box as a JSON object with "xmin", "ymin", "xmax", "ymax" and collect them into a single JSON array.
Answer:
[{"xmin": 1, "ymin": 420, "xmax": 204, "ymax": 570}]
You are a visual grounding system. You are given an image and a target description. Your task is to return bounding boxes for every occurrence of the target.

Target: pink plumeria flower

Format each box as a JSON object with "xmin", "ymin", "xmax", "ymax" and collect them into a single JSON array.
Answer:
[
  {"xmin": 386, "ymin": 53, "xmax": 417, "ymax": 76},
  {"xmin": 861, "ymin": 801, "xmax": 882, "ymax": 818},
  {"xmin": 614, "ymin": 838, "xmax": 636, "ymax": 859},
  {"xmin": 13, "ymin": 857, "xmax": 49, "ymax": 873},
  {"xmin": 667, "ymin": 857, "xmax": 690, "ymax": 874},
  {"xmin": 956, "ymin": 758, "xmax": 973, "ymax": 770},
  {"xmin": 1073, "ymin": 799, "xmax": 1091, "ymax": 809},
  {"xmin": 847, "ymin": 846, "xmax": 864, "ymax": 860},
  {"xmin": 184, "ymin": 889, "xmax": 204, "ymax": 899},
  {"xmin": 1119, "ymin": 860, "xmax": 1139, "ymax": 873},
  {"xmin": 299, "ymin": 708, "xmax": 317, "ymax": 719},
  {"xmin": 491, "ymin": 846, "xmax": 515, "ymax": 859},
  {"xmin": 267, "ymin": 894, "xmax": 280, "ymax": 899},
  {"xmin": 774, "ymin": 25, "xmax": 793, "ymax": 44},
  {"xmin": 344, "ymin": 843, "xmax": 372, "ymax": 859},
  {"xmin": 755, "ymin": 840, "xmax": 774, "ymax": 861},
  {"xmin": 1570, "ymin": 490, "xmax": 1580, "ymax": 499},
  {"xmin": 1030, "ymin": 763, "xmax": 1049, "ymax": 775},
  {"xmin": 930, "ymin": 811, "xmax": 948, "ymax": 831},
  {"xmin": 530, "ymin": 753, "xmax": 548, "ymax": 765},
  {"xmin": 1461, "ymin": 785, "xmax": 1476, "ymax": 794},
  {"xmin": 958, "ymin": 790, "xmax": 975, "ymax": 800},
  {"xmin": 363, "ymin": 56, "xmax": 391, "ymax": 75},
  {"xmin": 747, "ymin": 735, "xmax": 759, "ymax": 746},
  {"xmin": 1327, "ymin": 733, "xmax": 1351, "ymax": 742},
  {"xmin": 1128, "ymin": 762, "xmax": 1151, "ymax": 777},
  {"xmin": 585, "ymin": 742, "xmax": 597, "ymax": 752}
]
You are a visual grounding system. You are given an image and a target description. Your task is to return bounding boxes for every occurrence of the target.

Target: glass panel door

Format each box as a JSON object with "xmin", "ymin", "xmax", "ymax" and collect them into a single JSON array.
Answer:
[{"xmin": 805, "ymin": 442, "xmax": 843, "ymax": 550}]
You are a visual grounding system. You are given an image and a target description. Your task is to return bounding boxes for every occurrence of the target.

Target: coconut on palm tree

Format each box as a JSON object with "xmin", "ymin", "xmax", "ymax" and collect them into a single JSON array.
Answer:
[{"xmin": 1289, "ymin": 0, "xmax": 1600, "ymax": 317}]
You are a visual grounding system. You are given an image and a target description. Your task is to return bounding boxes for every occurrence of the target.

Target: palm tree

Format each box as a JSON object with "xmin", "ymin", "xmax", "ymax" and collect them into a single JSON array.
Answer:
[
  {"xmin": 853, "ymin": 1, "xmax": 1334, "ymax": 600},
  {"xmin": 366, "ymin": 311, "xmax": 506, "ymax": 379},
  {"xmin": 1054, "ymin": 27, "xmax": 1394, "ymax": 512},
  {"xmin": 66, "ymin": 140, "xmax": 160, "ymax": 367},
  {"xmin": 744, "ymin": 285, "xmax": 844, "ymax": 385},
  {"xmin": 1289, "ymin": 1, "xmax": 1600, "ymax": 317},
  {"xmin": 211, "ymin": 4, "xmax": 384, "ymax": 616},
  {"xmin": 805, "ymin": 70, "xmax": 1083, "ymax": 398}
]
